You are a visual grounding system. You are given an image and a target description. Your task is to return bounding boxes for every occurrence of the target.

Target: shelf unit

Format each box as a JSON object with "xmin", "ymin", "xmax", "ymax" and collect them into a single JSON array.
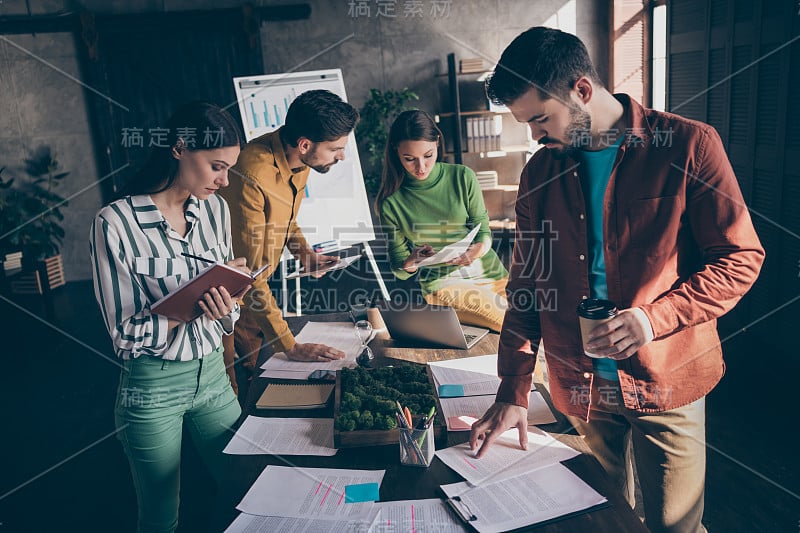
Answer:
[
  {"xmin": 444, "ymin": 144, "xmax": 532, "ymax": 158},
  {"xmin": 437, "ymin": 52, "xmax": 531, "ymax": 222},
  {"xmin": 446, "ymin": 53, "xmax": 465, "ymax": 163}
]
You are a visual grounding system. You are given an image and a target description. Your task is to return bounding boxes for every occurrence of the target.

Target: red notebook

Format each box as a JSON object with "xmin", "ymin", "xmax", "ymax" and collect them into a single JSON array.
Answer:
[{"xmin": 150, "ymin": 263, "xmax": 266, "ymax": 322}]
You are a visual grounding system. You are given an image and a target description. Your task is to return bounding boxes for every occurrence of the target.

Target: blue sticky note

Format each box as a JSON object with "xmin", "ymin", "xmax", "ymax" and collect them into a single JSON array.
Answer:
[
  {"xmin": 438, "ymin": 384, "xmax": 465, "ymax": 397},
  {"xmin": 344, "ymin": 482, "xmax": 380, "ymax": 503}
]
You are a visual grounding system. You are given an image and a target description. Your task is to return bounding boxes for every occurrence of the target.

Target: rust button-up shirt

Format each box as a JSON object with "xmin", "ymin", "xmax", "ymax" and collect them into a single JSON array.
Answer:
[
  {"xmin": 219, "ymin": 128, "xmax": 310, "ymax": 352},
  {"xmin": 497, "ymin": 95, "xmax": 764, "ymax": 419}
]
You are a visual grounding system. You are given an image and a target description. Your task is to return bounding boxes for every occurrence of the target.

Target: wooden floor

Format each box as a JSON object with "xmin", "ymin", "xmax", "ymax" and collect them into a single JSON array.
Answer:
[{"xmin": 0, "ymin": 274, "xmax": 796, "ymax": 532}]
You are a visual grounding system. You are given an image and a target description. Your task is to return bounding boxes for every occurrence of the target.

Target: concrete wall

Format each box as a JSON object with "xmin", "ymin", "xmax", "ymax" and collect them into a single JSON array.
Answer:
[
  {"xmin": 0, "ymin": 0, "xmax": 609, "ymax": 281},
  {"xmin": 259, "ymin": 0, "xmax": 608, "ymax": 114},
  {"xmin": 0, "ymin": 31, "xmax": 103, "ymax": 282}
]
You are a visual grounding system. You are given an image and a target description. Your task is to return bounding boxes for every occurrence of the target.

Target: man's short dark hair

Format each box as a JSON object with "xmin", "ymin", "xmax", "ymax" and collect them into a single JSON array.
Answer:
[
  {"xmin": 280, "ymin": 89, "xmax": 359, "ymax": 146},
  {"xmin": 486, "ymin": 27, "xmax": 601, "ymax": 106}
]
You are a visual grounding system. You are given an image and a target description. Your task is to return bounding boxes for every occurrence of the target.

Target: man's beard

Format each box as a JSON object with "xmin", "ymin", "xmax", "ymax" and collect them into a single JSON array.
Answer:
[
  {"xmin": 309, "ymin": 162, "xmax": 333, "ymax": 173},
  {"xmin": 539, "ymin": 106, "xmax": 592, "ymax": 159},
  {"xmin": 302, "ymin": 157, "xmax": 333, "ymax": 174},
  {"xmin": 301, "ymin": 146, "xmax": 336, "ymax": 174}
]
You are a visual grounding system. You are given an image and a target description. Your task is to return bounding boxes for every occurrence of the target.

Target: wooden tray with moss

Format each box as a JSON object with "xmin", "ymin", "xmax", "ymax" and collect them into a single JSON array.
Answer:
[{"xmin": 333, "ymin": 365, "xmax": 444, "ymax": 448}]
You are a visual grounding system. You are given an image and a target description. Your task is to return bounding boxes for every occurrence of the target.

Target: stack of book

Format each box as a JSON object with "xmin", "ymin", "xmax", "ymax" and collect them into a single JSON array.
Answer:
[
  {"xmin": 3, "ymin": 252, "xmax": 22, "ymax": 273},
  {"xmin": 465, "ymin": 115, "xmax": 503, "ymax": 153},
  {"xmin": 459, "ymin": 58, "xmax": 485, "ymax": 73},
  {"xmin": 475, "ymin": 171, "xmax": 498, "ymax": 190}
]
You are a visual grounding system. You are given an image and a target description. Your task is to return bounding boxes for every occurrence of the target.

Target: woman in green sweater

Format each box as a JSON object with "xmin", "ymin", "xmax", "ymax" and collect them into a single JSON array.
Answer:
[{"xmin": 377, "ymin": 110, "xmax": 508, "ymax": 331}]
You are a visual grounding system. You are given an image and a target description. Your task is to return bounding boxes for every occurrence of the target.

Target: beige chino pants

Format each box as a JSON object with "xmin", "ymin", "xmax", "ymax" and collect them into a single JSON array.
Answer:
[{"xmin": 569, "ymin": 377, "xmax": 707, "ymax": 533}]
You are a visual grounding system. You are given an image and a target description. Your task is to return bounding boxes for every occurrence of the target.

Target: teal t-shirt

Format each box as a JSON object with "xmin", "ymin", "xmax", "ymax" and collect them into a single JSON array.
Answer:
[{"xmin": 577, "ymin": 136, "xmax": 624, "ymax": 381}]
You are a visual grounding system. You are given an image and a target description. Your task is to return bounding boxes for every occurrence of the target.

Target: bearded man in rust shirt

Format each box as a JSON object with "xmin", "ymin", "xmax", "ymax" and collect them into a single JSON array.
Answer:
[{"xmin": 469, "ymin": 27, "xmax": 764, "ymax": 533}]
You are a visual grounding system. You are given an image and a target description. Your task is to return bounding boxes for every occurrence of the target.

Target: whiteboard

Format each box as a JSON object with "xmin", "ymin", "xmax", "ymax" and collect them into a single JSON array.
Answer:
[{"xmin": 232, "ymin": 69, "xmax": 375, "ymax": 249}]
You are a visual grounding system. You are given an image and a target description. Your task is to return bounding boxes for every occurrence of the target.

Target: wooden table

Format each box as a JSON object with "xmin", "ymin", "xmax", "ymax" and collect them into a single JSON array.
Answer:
[{"xmin": 215, "ymin": 312, "xmax": 647, "ymax": 532}]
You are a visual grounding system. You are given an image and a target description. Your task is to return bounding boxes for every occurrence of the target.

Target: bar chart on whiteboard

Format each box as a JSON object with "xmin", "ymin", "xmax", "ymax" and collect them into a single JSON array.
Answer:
[{"xmin": 245, "ymin": 88, "xmax": 296, "ymax": 131}]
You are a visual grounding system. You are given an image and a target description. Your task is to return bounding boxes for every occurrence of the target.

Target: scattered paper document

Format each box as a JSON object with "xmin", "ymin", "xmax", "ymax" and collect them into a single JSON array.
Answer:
[
  {"xmin": 371, "ymin": 499, "xmax": 467, "ymax": 532},
  {"xmin": 441, "ymin": 462, "xmax": 607, "ymax": 533},
  {"xmin": 259, "ymin": 369, "xmax": 310, "ymax": 380},
  {"xmin": 429, "ymin": 355, "xmax": 501, "ymax": 396},
  {"xmin": 429, "ymin": 354, "xmax": 539, "ymax": 397},
  {"xmin": 440, "ymin": 391, "xmax": 556, "ymax": 431},
  {"xmin": 416, "ymin": 225, "xmax": 481, "ymax": 268},
  {"xmin": 434, "ymin": 423, "xmax": 579, "ymax": 485},
  {"xmin": 223, "ymin": 416, "xmax": 337, "ymax": 456},
  {"xmin": 294, "ymin": 321, "xmax": 363, "ymax": 358},
  {"xmin": 260, "ymin": 322, "xmax": 363, "ymax": 379},
  {"xmin": 224, "ymin": 511, "xmax": 379, "ymax": 533},
  {"xmin": 237, "ymin": 465, "xmax": 385, "ymax": 520},
  {"xmin": 429, "ymin": 354, "xmax": 499, "ymax": 382}
]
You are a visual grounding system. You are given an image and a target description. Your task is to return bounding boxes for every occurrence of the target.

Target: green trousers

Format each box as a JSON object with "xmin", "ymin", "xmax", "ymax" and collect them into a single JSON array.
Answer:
[{"xmin": 115, "ymin": 345, "xmax": 241, "ymax": 533}]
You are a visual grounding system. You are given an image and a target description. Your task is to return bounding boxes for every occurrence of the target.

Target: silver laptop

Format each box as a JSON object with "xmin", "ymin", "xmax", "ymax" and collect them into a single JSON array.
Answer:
[{"xmin": 378, "ymin": 303, "xmax": 490, "ymax": 349}]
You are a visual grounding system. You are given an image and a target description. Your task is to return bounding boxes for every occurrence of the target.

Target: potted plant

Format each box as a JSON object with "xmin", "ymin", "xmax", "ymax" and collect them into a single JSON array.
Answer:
[
  {"xmin": 1, "ymin": 147, "xmax": 69, "ymax": 294},
  {"xmin": 357, "ymin": 88, "xmax": 419, "ymax": 197}
]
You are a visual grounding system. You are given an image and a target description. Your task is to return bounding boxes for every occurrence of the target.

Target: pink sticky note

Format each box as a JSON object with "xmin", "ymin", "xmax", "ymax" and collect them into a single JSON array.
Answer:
[{"xmin": 448, "ymin": 415, "xmax": 475, "ymax": 431}]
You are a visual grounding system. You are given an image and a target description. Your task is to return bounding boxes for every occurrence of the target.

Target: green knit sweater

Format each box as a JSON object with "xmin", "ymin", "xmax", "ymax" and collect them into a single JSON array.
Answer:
[{"xmin": 380, "ymin": 162, "xmax": 508, "ymax": 295}]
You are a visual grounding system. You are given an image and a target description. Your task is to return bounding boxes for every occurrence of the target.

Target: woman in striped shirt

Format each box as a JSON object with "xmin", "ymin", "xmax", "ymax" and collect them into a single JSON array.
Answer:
[{"xmin": 90, "ymin": 102, "xmax": 246, "ymax": 532}]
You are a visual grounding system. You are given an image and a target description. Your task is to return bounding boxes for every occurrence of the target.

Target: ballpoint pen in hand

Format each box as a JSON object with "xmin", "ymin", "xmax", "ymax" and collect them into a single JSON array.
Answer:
[
  {"xmin": 181, "ymin": 252, "xmax": 215, "ymax": 264},
  {"xmin": 182, "ymin": 252, "xmax": 269, "ymax": 281}
]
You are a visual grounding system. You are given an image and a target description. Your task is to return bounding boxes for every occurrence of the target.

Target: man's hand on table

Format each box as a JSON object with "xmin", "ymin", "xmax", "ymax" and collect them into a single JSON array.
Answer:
[
  {"xmin": 285, "ymin": 342, "xmax": 345, "ymax": 362},
  {"xmin": 469, "ymin": 402, "xmax": 529, "ymax": 458}
]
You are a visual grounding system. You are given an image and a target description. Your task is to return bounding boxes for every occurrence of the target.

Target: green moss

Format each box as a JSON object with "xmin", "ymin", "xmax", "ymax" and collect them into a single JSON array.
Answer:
[{"xmin": 336, "ymin": 365, "xmax": 435, "ymax": 432}]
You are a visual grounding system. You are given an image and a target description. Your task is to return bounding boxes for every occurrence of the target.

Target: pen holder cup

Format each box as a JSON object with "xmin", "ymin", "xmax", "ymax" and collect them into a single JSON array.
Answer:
[{"xmin": 399, "ymin": 425, "xmax": 435, "ymax": 467}]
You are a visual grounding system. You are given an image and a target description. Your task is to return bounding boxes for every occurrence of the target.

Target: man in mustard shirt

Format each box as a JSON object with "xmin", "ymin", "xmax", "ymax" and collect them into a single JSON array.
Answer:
[{"xmin": 220, "ymin": 90, "xmax": 359, "ymax": 393}]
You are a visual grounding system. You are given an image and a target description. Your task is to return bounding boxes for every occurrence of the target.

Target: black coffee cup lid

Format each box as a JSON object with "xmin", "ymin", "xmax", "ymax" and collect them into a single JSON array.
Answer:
[{"xmin": 577, "ymin": 298, "xmax": 617, "ymax": 319}]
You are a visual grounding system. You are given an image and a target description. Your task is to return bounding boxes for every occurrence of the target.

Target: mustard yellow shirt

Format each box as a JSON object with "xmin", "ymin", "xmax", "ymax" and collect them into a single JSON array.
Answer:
[{"xmin": 219, "ymin": 128, "xmax": 310, "ymax": 352}]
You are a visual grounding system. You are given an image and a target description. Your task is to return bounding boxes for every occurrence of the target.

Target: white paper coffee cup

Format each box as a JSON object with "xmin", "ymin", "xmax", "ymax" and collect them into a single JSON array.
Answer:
[{"xmin": 577, "ymin": 298, "xmax": 617, "ymax": 358}]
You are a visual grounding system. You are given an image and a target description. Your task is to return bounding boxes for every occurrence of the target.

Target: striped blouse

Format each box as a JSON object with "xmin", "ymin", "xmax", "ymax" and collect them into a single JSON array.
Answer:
[{"xmin": 90, "ymin": 194, "xmax": 240, "ymax": 361}]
